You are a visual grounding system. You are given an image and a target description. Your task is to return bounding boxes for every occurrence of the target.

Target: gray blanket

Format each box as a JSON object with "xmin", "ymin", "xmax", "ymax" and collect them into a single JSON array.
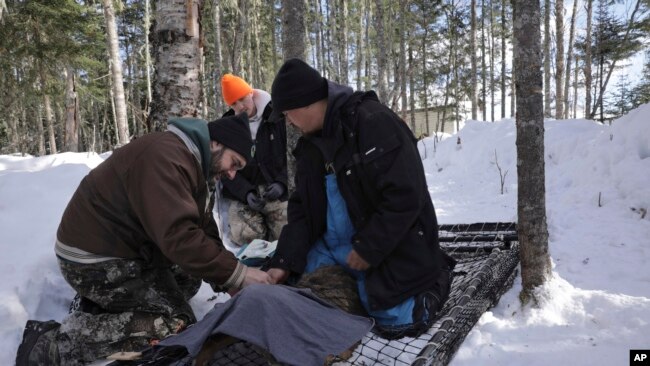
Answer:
[{"xmin": 154, "ymin": 284, "xmax": 374, "ymax": 366}]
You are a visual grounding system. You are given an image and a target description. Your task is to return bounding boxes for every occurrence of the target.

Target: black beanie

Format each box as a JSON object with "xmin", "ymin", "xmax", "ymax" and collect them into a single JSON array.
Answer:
[
  {"xmin": 207, "ymin": 113, "xmax": 254, "ymax": 163},
  {"xmin": 271, "ymin": 58, "xmax": 328, "ymax": 112}
]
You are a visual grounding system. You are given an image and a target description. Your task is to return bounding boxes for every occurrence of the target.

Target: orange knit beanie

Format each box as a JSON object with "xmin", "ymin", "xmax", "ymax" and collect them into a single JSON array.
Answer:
[{"xmin": 221, "ymin": 74, "xmax": 253, "ymax": 106}]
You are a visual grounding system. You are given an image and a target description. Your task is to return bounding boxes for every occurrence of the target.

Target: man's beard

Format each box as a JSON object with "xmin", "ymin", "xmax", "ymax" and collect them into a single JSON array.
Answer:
[{"xmin": 209, "ymin": 146, "xmax": 227, "ymax": 180}]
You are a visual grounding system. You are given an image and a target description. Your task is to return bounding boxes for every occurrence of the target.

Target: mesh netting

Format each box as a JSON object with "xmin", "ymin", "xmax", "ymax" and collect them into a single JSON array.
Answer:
[{"xmin": 203, "ymin": 222, "xmax": 519, "ymax": 366}]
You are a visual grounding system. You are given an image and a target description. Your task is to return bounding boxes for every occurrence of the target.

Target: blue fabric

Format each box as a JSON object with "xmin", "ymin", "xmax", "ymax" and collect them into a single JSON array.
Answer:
[{"xmin": 304, "ymin": 174, "xmax": 414, "ymax": 326}]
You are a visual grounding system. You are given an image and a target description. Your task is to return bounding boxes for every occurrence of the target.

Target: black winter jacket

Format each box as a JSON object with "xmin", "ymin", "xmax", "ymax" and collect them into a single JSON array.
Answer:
[
  {"xmin": 220, "ymin": 103, "xmax": 288, "ymax": 202},
  {"xmin": 269, "ymin": 81, "xmax": 455, "ymax": 311}
]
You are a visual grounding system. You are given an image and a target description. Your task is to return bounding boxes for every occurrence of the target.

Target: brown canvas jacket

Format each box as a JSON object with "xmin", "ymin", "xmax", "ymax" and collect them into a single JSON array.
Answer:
[{"xmin": 57, "ymin": 131, "xmax": 240, "ymax": 286}]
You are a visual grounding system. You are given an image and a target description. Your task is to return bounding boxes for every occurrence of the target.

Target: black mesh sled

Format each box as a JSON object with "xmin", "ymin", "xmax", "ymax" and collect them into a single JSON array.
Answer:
[{"xmin": 117, "ymin": 222, "xmax": 519, "ymax": 366}]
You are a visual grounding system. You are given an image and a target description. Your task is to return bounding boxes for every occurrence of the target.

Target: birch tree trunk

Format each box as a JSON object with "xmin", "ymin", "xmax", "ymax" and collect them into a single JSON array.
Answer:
[
  {"xmin": 501, "ymin": 0, "xmax": 507, "ymax": 118},
  {"xmin": 471, "ymin": 0, "xmax": 478, "ymax": 120},
  {"xmin": 63, "ymin": 67, "xmax": 79, "ymax": 152},
  {"xmin": 543, "ymin": 0, "xmax": 551, "ymax": 117},
  {"xmin": 564, "ymin": 0, "xmax": 577, "ymax": 119},
  {"xmin": 555, "ymin": 0, "xmax": 564, "ymax": 119},
  {"xmin": 44, "ymin": 93, "xmax": 57, "ymax": 154},
  {"xmin": 513, "ymin": 0, "xmax": 552, "ymax": 304},
  {"xmin": 144, "ymin": 0, "xmax": 153, "ymax": 114},
  {"xmin": 213, "ymin": 2, "xmax": 224, "ymax": 114},
  {"xmin": 584, "ymin": 0, "xmax": 593, "ymax": 119},
  {"xmin": 103, "ymin": 0, "xmax": 130, "ymax": 146},
  {"xmin": 281, "ymin": 0, "xmax": 306, "ymax": 195},
  {"xmin": 149, "ymin": 0, "xmax": 204, "ymax": 130}
]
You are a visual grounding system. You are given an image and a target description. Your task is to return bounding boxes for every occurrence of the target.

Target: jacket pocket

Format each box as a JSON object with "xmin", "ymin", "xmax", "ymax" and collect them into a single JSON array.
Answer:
[{"xmin": 359, "ymin": 134, "xmax": 402, "ymax": 176}]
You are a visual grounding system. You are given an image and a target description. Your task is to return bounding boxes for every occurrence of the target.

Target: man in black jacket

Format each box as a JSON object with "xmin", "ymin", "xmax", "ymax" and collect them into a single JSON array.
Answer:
[
  {"xmin": 266, "ymin": 59, "xmax": 455, "ymax": 339},
  {"xmin": 217, "ymin": 74, "xmax": 288, "ymax": 246}
]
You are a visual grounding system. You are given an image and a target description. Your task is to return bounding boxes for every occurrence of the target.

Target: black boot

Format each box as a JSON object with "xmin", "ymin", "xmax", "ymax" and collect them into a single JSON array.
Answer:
[{"xmin": 15, "ymin": 320, "xmax": 61, "ymax": 366}]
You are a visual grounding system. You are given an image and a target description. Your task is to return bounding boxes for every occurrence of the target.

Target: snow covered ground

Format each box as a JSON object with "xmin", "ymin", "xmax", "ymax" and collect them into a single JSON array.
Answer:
[{"xmin": 1, "ymin": 104, "xmax": 648, "ymax": 365}]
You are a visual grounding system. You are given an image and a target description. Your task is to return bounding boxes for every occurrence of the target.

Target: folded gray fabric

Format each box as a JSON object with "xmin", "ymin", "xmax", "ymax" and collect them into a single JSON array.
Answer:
[{"xmin": 155, "ymin": 284, "xmax": 374, "ymax": 366}]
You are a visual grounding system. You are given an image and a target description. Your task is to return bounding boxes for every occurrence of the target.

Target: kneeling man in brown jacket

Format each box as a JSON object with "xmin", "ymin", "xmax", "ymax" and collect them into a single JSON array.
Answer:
[{"xmin": 20, "ymin": 115, "xmax": 271, "ymax": 366}]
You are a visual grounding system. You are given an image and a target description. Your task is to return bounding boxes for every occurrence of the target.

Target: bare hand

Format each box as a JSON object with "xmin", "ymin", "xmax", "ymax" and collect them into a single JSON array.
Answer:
[
  {"xmin": 242, "ymin": 268, "xmax": 272, "ymax": 287},
  {"xmin": 347, "ymin": 249, "xmax": 370, "ymax": 271},
  {"xmin": 267, "ymin": 268, "xmax": 289, "ymax": 284}
]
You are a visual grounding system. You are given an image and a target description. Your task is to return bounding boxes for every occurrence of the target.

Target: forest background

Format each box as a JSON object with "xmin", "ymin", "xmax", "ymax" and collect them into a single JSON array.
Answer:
[{"xmin": 1, "ymin": 0, "xmax": 649, "ymax": 157}]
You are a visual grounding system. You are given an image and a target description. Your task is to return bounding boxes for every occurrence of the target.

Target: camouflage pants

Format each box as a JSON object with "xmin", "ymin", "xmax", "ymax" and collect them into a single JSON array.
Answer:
[
  {"xmin": 228, "ymin": 187, "xmax": 288, "ymax": 246},
  {"xmin": 54, "ymin": 258, "xmax": 201, "ymax": 365}
]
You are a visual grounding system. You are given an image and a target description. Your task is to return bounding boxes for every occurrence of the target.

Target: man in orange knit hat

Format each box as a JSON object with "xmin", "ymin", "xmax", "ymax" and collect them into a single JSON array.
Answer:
[{"xmin": 216, "ymin": 74, "xmax": 288, "ymax": 248}]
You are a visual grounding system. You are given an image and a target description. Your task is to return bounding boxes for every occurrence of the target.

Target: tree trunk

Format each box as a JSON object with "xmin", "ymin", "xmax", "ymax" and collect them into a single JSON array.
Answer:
[
  {"xmin": 563, "ymin": 0, "xmax": 577, "ymax": 119},
  {"xmin": 329, "ymin": 0, "xmax": 339, "ymax": 80},
  {"xmin": 103, "ymin": 0, "xmax": 130, "ymax": 146},
  {"xmin": 481, "ymin": 0, "xmax": 487, "ymax": 121},
  {"xmin": 213, "ymin": 2, "xmax": 224, "ymax": 114},
  {"xmin": 543, "ymin": 0, "xmax": 551, "ymax": 117},
  {"xmin": 490, "ymin": 0, "xmax": 495, "ymax": 121},
  {"xmin": 408, "ymin": 42, "xmax": 416, "ymax": 133},
  {"xmin": 314, "ymin": 0, "xmax": 323, "ymax": 72},
  {"xmin": 374, "ymin": 0, "xmax": 388, "ymax": 102},
  {"xmin": 36, "ymin": 104, "xmax": 45, "ymax": 156},
  {"xmin": 39, "ymin": 66, "xmax": 57, "ymax": 154},
  {"xmin": 144, "ymin": 0, "xmax": 153, "ymax": 117},
  {"xmin": 149, "ymin": 0, "xmax": 204, "ymax": 130},
  {"xmin": 584, "ymin": 0, "xmax": 593, "ymax": 119},
  {"xmin": 355, "ymin": 0, "xmax": 364, "ymax": 90},
  {"xmin": 0, "ymin": 0, "xmax": 6, "ymax": 22},
  {"xmin": 501, "ymin": 0, "xmax": 507, "ymax": 118},
  {"xmin": 572, "ymin": 56, "xmax": 578, "ymax": 118},
  {"xmin": 252, "ymin": 1, "xmax": 263, "ymax": 87},
  {"xmin": 272, "ymin": 1, "xmax": 279, "ymax": 74},
  {"xmin": 281, "ymin": 0, "xmax": 307, "ymax": 195},
  {"xmin": 555, "ymin": 0, "xmax": 564, "ymax": 119},
  {"xmin": 471, "ymin": 0, "xmax": 478, "ymax": 120},
  {"xmin": 281, "ymin": 0, "xmax": 306, "ymax": 60},
  {"xmin": 364, "ymin": 0, "xmax": 371, "ymax": 90},
  {"xmin": 44, "ymin": 93, "xmax": 57, "ymax": 154},
  {"xmin": 513, "ymin": 0, "xmax": 552, "ymax": 304},
  {"xmin": 63, "ymin": 67, "xmax": 79, "ymax": 152},
  {"xmin": 339, "ymin": 0, "xmax": 349, "ymax": 84},
  {"xmin": 422, "ymin": 15, "xmax": 430, "ymax": 135},
  {"xmin": 399, "ymin": 0, "xmax": 407, "ymax": 120},
  {"xmin": 511, "ymin": 58, "xmax": 516, "ymax": 116}
]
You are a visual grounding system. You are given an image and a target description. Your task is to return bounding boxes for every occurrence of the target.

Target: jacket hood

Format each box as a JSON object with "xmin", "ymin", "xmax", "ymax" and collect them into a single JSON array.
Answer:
[
  {"xmin": 322, "ymin": 80, "xmax": 354, "ymax": 138},
  {"xmin": 168, "ymin": 118, "xmax": 212, "ymax": 180}
]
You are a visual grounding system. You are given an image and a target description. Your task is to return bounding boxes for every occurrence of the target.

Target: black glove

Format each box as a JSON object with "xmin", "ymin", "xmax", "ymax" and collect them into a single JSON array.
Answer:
[
  {"xmin": 246, "ymin": 191, "xmax": 266, "ymax": 211},
  {"xmin": 263, "ymin": 182, "xmax": 286, "ymax": 201}
]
